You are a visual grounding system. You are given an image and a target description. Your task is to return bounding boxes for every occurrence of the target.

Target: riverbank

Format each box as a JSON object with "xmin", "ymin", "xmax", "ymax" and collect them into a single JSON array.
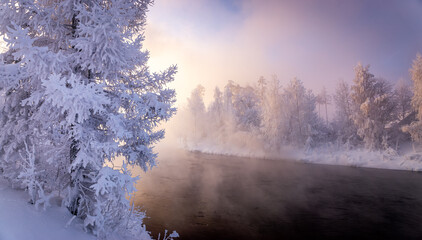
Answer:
[
  {"xmin": 184, "ymin": 141, "xmax": 422, "ymax": 172},
  {"xmin": 302, "ymin": 146, "xmax": 422, "ymax": 171}
]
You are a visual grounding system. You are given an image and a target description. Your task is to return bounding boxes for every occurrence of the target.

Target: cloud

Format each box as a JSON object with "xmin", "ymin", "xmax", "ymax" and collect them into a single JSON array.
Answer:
[{"xmin": 144, "ymin": 0, "xmax": 422, "ymax": 106}]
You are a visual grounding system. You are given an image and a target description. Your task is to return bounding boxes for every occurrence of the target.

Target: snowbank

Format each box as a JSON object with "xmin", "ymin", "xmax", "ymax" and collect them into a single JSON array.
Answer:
[
  {"xmin": 0, "ymin": 178, "xmax": 95, "ymax": 240},
  {"xmin": 183, "ymin": 141, "xmax": 422, "ymax": 172},
  {"xmin": 302, "ymin": 147, "xmax": 422, "ymax": 171}
]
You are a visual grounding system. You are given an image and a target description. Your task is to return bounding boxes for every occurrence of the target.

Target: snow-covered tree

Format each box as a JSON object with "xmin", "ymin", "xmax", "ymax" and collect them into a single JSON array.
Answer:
[
  {"xmin": 257, "ymin": 76, "xmax": 267, "ymax": 101},
  {"xmin": 223, "ymin": 80, "xmax": 240, "ymax": 113},
  {"xmin": 0, "ymin": 0, "xmax": 176, "ymax": 238},
  {"xmin": 201, "ymin": 86, "xmax": 224, "ymax": 144},
  {"xmin": 386, "ymin": 79, "xmax": 413, "ymax": 149},
  {"xmin": 187, "ymin": 85, "xmax": 206, "ymax": 140},
  {"xmin": 404, "ymin": 54, "xmax": 422, "ymax": 144},
  {"xmin": 317, "ymin": 87, "xmax": 330, "ymax": 125},
  {"xmin": 333, "ymin": 80, "xmax": 357, "ymax": 145},
  {"xmin": 282, "ymin": 78, "xmax": 320, "ymax": 145},
  {"xmin": 351, "ymin": 63, "xmax": 395, "ymax": 149},
  {"xmin": 260, "ymin": 75, "xmax": 283, "ymax": 149},
  {"xmin": 18, "ymin": 141, "xmax": 40, "ymax": 204},
  {"xmin": 188, "ymin": 85, "xmax": 206, "ymax": 114},
  {"xmin": 394, "ymin": 79, "xmax": 413, "ymax": 121},
  {"xmin": 222, "ymin": 80, "xmax": 239, "ymax": 133},
  {"xmin": 208, "ymin": 87, "xmax": 224, "ymax": 126},
  {"xmin": 232, "ymin": 86, "xmax": 261, "ymax": 131}
]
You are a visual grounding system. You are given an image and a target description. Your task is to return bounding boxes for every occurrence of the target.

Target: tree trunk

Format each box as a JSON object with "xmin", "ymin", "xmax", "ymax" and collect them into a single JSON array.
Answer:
[{"xmin": 325, "ymin": 103, "xmax": 328, "ymax": 125}]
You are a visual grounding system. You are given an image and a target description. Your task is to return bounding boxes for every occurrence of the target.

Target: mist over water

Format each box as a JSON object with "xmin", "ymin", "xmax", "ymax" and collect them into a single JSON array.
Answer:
[
  {"xmin": 166, "ymin": 79, "xmax": 319, "ymax": 160},
  {"xmin": 135, "ymin": 1, "xmax": 422, "ymax": 239},
  {"xmin": 133, "ymin": 147, "xmax": 422, "ymax": 240}
]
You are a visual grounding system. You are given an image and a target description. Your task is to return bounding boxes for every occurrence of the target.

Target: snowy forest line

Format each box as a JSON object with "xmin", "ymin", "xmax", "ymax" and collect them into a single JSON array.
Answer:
[{"xmin": 179, "ymin": 57, "xmax": 422, "ymax": 162}]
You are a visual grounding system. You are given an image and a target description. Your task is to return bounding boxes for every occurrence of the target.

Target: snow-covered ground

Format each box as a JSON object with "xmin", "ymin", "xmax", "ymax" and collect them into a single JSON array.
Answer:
[
  {"xmin": 184, "ymin": 141, "xmax": 422, "ymax": 172},
  {"xmin": 302, "ymin": 145, "xmax": 422, "ymax": 172},
  {"xmin": 0, "ymin": 178, "xmax": 95, "ymax": 240}
]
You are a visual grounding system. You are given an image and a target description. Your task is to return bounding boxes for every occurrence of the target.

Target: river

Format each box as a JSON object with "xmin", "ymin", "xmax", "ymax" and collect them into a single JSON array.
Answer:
[{"xmin": 134, "ymin": 149, "xmax": 422, "ymax": 240}]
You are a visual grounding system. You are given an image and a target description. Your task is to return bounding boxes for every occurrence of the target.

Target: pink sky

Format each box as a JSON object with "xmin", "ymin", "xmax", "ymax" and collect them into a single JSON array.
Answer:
[{"xmin": 144, "ymin": 0, "xmax": 422, "ymax": 105}]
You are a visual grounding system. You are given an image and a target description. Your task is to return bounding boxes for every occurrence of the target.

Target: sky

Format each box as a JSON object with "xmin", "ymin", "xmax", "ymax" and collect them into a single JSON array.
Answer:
[{"xmin": 143, "ymin": 0, "xmax": 422, "ymax": 106}]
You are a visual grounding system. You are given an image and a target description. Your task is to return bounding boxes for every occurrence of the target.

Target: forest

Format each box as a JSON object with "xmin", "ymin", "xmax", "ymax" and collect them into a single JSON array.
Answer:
[{"xmin": 180, "ymin": 59, "xmax": 422, "ymax": 161}]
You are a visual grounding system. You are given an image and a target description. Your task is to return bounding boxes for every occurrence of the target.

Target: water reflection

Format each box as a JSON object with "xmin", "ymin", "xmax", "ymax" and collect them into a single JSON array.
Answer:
[{"xmin": 134, "ymin": 149, "xmax": 422, "ymax": 240}]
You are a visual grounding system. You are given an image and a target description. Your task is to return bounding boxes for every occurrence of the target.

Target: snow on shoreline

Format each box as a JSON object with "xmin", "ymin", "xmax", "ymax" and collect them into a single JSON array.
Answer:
[
  {"xmin": 183, "ymin": 140, "xmax": 301, "ymax": 160},
  {"xmin": 302, "ymin": 147, "xmax": 422, "ymax": 172},
  {"xmin": 0, "ymin": 178, "xmax": 95, "ymax": 240},
  {"xmin": 184, "ymin": 141, "xmax": 422, "ymax": 172}
]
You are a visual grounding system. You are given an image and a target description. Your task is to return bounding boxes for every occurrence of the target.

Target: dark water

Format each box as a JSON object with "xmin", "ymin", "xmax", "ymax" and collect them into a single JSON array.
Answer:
[{"xmin": 134, "ymin": 149, "xmax": 422, "ymax": 240}]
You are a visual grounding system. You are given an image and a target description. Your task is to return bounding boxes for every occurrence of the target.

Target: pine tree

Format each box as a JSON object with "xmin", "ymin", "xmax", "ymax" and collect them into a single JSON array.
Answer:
[{"xmin": 0, "ymin": 1, "xmax": 176, "ymax": 238}]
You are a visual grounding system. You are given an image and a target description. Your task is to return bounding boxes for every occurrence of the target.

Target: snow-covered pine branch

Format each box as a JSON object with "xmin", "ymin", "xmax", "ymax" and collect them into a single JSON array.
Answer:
[
  {"xmin": 18, "ymin": 140, "xmax": 40, "ymax": 205},
  {"xmin": 0, "ymin": 0, "xmax": 177, "ymax": 238}
]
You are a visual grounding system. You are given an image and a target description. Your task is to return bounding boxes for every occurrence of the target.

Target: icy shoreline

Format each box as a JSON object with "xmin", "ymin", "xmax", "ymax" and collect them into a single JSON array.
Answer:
[
  {"xmin": 183, "ymin": 139, "xmax": 300, "ymax": 160},
  {"xmin": 184, "ymin": 142, "xmax": 422, "ymax": 172},
  {"xmin": 302, "ymin": 148, "xmax": 422, "ymax": 172}
]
